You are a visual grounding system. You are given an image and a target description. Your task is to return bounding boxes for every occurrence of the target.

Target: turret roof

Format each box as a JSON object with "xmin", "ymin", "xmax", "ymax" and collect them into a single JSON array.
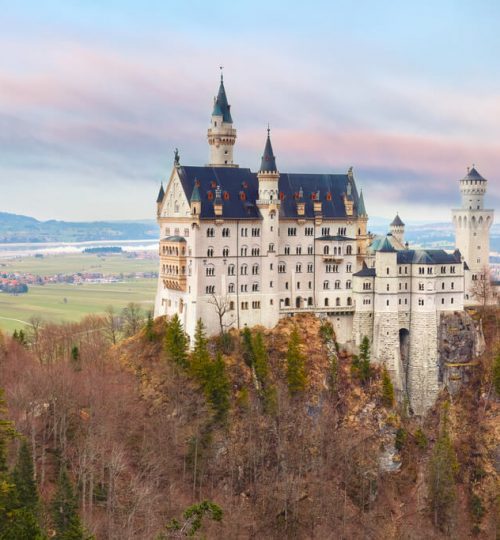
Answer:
[
  {"xmin": 190, "ymin": 182, "xmax": 201, "ymax": 202},
  {"xmin": 378, "ymin": 236, "xmax": 397, "ymax": 253},
  {"xmin": 390, "ymin": 214, "xmax": 405, "ymax": 227},
  {"xmin": 353, "ymin": 261, "xmax": 376, "ymax": 277},
  {"xmin": 212, "ymin": 75, "xmax": 233, "ymax": 123},
  {"xmin": 357, "ymin": 189, "xmax": 367, "ymax": 216},
  {"xmin": 156, "ymin": 183, "xmax": 165, "ymax": 203},
  {"xmin": 463, "ymin": 166, "xmax": 486, "ymax": 181},
  {"xmin": 259, "ymin": 129, "xmax": 277, "ymax": 173}
]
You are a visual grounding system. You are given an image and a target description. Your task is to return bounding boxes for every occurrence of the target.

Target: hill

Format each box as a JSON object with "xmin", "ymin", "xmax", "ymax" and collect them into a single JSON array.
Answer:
[
  {"xmin": 0, "ymin": 309, "xmax": 499, "ymax": 538},
  {"xmin": 0, "ymin": 211, "xmax": 159, "ymax": 243}
]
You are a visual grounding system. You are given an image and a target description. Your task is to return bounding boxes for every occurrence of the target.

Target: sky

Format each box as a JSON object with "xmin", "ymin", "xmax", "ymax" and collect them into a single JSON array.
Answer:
[{"xmin": 0, "ymin": 0, "xmax": 499, "ymax": 222}]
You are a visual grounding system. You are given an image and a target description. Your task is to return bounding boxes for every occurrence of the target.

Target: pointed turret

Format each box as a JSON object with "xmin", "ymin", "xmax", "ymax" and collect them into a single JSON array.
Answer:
[
  {"xmin": 358, "ymin": 189, "xmax": 367, "ymax": 217},
  {"xmin": 156, "ymin": 182, "xmax": 165, "ymax": 204},
  {"xmin": 259, "ymin": 128, "xmax": 277, "ymax": 173},
  {"xmin": 207, "ymin": 71, "xmax": 237, "ymax": 167},
  {"xmin": 390, "ymin": 213, "xmax": 405, "ymax": 245},
  {"xmin": 190, "ymin": 180, "xmax": 201, "ymax": 217}
]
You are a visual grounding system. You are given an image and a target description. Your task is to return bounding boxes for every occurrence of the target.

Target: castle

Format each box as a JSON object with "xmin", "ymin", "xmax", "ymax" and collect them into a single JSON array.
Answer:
[{"xmin": 154, "ymin": 75, "xmax": 494, "ymax": 413}]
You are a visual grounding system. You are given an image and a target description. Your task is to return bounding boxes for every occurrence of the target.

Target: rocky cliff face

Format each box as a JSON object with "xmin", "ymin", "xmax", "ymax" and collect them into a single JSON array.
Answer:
[{"xmin": 438, "ymin": 310, "xmax": 485, "ymax": 395}]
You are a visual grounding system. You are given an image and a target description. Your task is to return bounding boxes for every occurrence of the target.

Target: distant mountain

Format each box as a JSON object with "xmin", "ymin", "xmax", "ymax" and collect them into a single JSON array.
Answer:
[{"xmin": 0, "ymin": 212, "xmax": 159, "ymax": 243}]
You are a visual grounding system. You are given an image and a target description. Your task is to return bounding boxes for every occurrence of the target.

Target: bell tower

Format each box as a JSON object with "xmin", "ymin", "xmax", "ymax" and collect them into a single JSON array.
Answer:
[{"xmin": 207, "ymin": 71, "xmax": 238, "ymax": 167}]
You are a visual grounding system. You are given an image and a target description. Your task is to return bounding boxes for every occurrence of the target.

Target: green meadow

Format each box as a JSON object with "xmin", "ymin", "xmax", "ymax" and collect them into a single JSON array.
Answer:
[{"xmin": 0, "ymin": 253, "xmax": 159, "ymax": 334}]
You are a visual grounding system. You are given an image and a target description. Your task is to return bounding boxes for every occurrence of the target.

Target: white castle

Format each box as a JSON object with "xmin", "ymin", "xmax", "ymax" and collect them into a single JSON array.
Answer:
[{"xmin": 154, "ymin": 75, "xmax": 494, "ymax": 413}]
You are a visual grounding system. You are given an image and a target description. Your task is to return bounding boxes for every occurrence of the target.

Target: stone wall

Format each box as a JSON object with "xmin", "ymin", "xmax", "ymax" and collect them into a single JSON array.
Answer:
[
  {"xmin": 373, "ymin": 312, "xmax": 404, "ymax": 395},
  {"xmin": 352, "ymin": 311, "xmax": 374, "ymax": 346},
  {"xmin": 407, "ymin": 311, "xmax": 439, "ymax": 415},
  {"xmin": 438, "ymin": 311, "xmax": 484, "ymax": 395}
]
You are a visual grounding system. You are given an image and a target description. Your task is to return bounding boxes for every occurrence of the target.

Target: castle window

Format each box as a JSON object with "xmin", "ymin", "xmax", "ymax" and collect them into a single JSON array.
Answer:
[
  {"xmin": 206, "ymin": 285, "xmax": 215, "ymax": 294},
  {"xmin": 405, "ymin": 266, "xmax": 408, "ymax": 274},
  {"xmin": 386, "ymin": 268, "xmax": 390, "ymax": 275},
  {"xmin": 346, "ymin": 280, "xmax": 352, "ymax": 289},
  {"xmin": 322, "ymin": 227, "xmax": 330, "ymax": 236},
  {"xmin": 418, "ymin": 299, "xmax": 424, "ymax": 306},
  {"xmin": 270, "ymin": 299, "xmax": 274, "ymax": 305},
  {"xmin": 451, "ymin": 297, "xmax": 454, "ymax": 304},
  {"xmin": 307, "ymin": 263, "xmax": 313, "ymax": 273},
  {"xmin": 228, "ymin": 283, "xmax": 235, "ymax": 293},
  {"xmin": 207, "ymin": 247, "xmax": 214, "ymax": 257},
  {"xmin": 363, "ymin": 282, "xmax": 371, "ymax": 290},
  {"xmin": 241, "ymin": 265, "xmax": 248, "ymax": 275},
  {"xmin": 270, "ymin": 263, "xmax": 273, "ymax": 270},
  {"xmin": 441, "ymin": 266, "xmax": 446, "ymax": 273},
  {"xmin": 405, "ymin": 283, "xmax": 408, "ymax": 290},
  {"xmin": 252, "ymin": 264, "xmax": 259, "ymax": 275},
  {"xmin": 241, "ymin": 301, "xmax": 249, "ymax": 310},
  {"xmin": 230, "ymin": 301, "xmax": 235, "ymax": 310},
  {"xmin": 296, "ymin": 263, "xmax": 302, "ymax": 273},
  {"xmin": 336, "ymin": 298, "xmax": 341, "ymax": 307},
  {"xmin": 441, "ymin": 298, "xmax": 445, "ymax": 304},
  {"xmin": 335, "ymin": 280, "xmax": 341, "ymax": 289},
  {"xmin": 251, "ymin": 248, "xmax": 260, "ymax": 256},
  {"xmin": 205, "ymin": 266, "xmax": 215, "ymax": 277},
  {"xmin": 308, "ymin": 281, "xmax": 312, "ymax": 289},
  {"xmin": 451, "ymin": 282, "xmax": 454, "ymax": 290},
  {"xmin": 228, "ymin": 264, "xmax": 235, "ymax": 276},
  {"xmin": 442, "ymin": 282, "xmax": 445, "ymax": 290},
  {"xmin": 297, "ymin": 282, "xmax": 301, "ymax": 289},
  {"xmin": 252, "ymin": 301, "xmax": 261, "ymax": 309},
  {"xmin": 324, "ymin": 246, "xmax": 329, "ymax": 255},
  {"xmin": 252, "ymin": 228, "xmax": 260, "ymax": 237},
  {"xmin": 324, "ymin": 298, "xmax": 329, "ymax": 307},
  {"xmin": 450, "ymin": 266, "xmax": 456, "ymax": 274},
  {"xmin": 241, "ymin": 284, "xmax": 248, "ymax": 292},
  {"xmin": 206, "ymin": 227, "xmax": 215, "ymax": 237},
  {"xmin": 241, "ymin": 247, "xmax": 247, "ymax": 256},
  {"xmin": 386, "ymin": 300, "xmax": 389, "ymax": 306},
  {"xmin": 307, "ymin": 245, "xmax": 313, "ymax": 254},
  {"xmin": 241, "ymin": 228, "xmax": 248, "ymax": 237},
  {"xmin": 278, "ymin": 263, "xmax": 286, "ymax": 273},
  {"xmin": 252, "ymin": 283, "xmax": 259, "ymax": 292},
  {"xmin": 427, "ymin": 267, "xmax": 432, "ymax": 275},
  {"xmin": 285, "ymin": 298, "xmax": 290, "ymax": 307},
  {"xmin": 305, "ymin": 227, "xmax": 314, "ymax": 236},
  {"xmin": 285, "ymin": 246, "xmax": 290, "ymax": 255},
  {"xmin": 399, "ymin": 299, "xmax": 402, "ymax": 305},
  {"xmin": 269, "ymin": 243, "xmax": 275, "ymax": 252},
  {"xmin": 386, "ymin": 284, "xmax": 390, "ymax": 291},
  {"xmin": 285, "ymin": 282, "xmax": 289, "ymax": 289},
  {"xmin": 222, "ymin": 248, "xmax": 229, "ymax": 257},
  {"xmin": 222, "ymin": 227, "xmax": 230, "ymax": 237},
  {"xmin": 419, "ymin": 267, "xmax": 424, "ymax": 275},
  {"xmin": 346, "ymin": 245, "xmax": 352, "ymax": 255},
  {"xmin": 288, "ymin": 227, "xmax": 297, "ymax": 236},
  {"xmin": 347, "ymin": 297, "xmax": 352, "ymax": 306},
  {"xmin": 346, "ymin": 264, "xmax": 352, "ymax": 272},
  {"xmin": 223, "ymin": 191, "xmax": 229, "ymax": 200},
  {"xmin": 419, "ymin": 283, "xmax": 424, "ymax": 291},
  {"xmin": 399, "ymin": 283, "xmax": 402, "ymax": 290},
  {"xmin": 323, "ymin": 280, "xmax": 329, "ymax": 290},
  {"xmin": 399, "ymin": 267, "xmax": 402, "ymax": 274},
  {"xmin": 308, "ymin": 297, "xmax": 313, "ymax": 306},
  {"xmin": 296, "ymin": 246, "xmax": 302, "ymax": 255},
  {"xmin": 270, "ymin": 281, "xmax": 273, "ymax": 288}
]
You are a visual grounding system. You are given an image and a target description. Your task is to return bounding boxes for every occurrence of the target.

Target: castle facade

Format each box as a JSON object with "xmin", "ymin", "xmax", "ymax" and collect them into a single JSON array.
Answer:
[{"xmin": 154, "ymin": 75, "xmax": 494, "ymax": 413}]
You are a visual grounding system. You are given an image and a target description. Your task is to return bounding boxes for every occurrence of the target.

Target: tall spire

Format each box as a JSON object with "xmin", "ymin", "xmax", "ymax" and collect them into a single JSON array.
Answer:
[
  {"xmin": 212, "ymin": 70, "xmax": 232, "ymax": 123},
  {"xmin": 156, "ymin": 182, "xmax": 165, "ymax": 203},
  {"xmin": 357, "ymin": 189, "xmax": 367, "ymax": 216},
  {"xmin": 259, "ymin": 127, "xmax": 277, "ymax": 173}
]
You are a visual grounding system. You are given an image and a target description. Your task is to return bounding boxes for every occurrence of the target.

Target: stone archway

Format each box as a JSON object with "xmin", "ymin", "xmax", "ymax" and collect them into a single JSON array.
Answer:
[{"xmin": 399, "ymin": 328, "xmax": 410, "ymax": 392}]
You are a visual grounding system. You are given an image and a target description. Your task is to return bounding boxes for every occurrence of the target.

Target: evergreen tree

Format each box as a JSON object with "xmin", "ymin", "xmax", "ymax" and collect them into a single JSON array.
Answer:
[
  {"xmin": 241, "ymin": 327, "xmax": 255, "ymax": 368},
  {"xmin": 51, "ymin": 467, "xmax": 86, "ymax": 540},
  {"xmin": 381, "ymin": 366, "xmax": 395, "ymax": 407},
  {"xmin": 253, "ymin": 331, "xmax": 268, "ymax": 385},
  {"xmin": 164, "ymin": 314, "xmax": 188, "ymax": 367},
  {"xmin": 204, "ymin": 352, "xmax": 231, "ymax": 423},
  {"xmin": 144, "ymin": 312, "xmax": 156, "ymax": 342},
  {"xmin": 428, "ymin": 403, "xmax": 459, "ymax": 530},
  {"xmin": 12, "ymin": 440, "xmax": 39, "ymax": 512},
  {"xmin": 286, "ymin": 326, "xmax": 307, "ymax": 396},
  {"xmin": 356, "ymin": 336, "xmax": 372, "ymax": 383},
  {"xmin": 190, "ymin": 319, "xmax": 211, "ymax": 380}
]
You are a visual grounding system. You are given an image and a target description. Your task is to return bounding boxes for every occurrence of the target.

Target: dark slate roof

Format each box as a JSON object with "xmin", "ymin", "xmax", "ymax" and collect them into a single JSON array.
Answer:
[
  {"xmin": 378, "ymin": 237, "xmax": 397, "ymax": 252},
  {"xmin": 212, "ymin": 76, "xmax": 232, "ymax": 123},
  {"xmin": 463, "ymin": 166, "xmax": 486, "ymax": 182},
  {"xmin": 259, "ymin": 131, "xmax": 277, "ymax": 172},
  {"xmin": 316, "ymin": 235, "xmax": 356, "ymax": 241},
  {"xmin": 396, "ymin": 249, "xmax": 462, "ymax": 265},
  {"xmin": 175, "ymin": 166, "xmax": 364, "ymax": 220},
  {"xmin": 358, "ymin": 189, "xmax": 367, "ymax": 216},
  {"xmin": 353, "ymin": 261, "xmax": 376, "ymax": 277},
  {"xmin": 390, "ymin": 214, "xmax": 405, "ymax": 227},
  {"xmin": 464, "ymin": 261, "xmax": 470, "ymax": 271},
  {"xmin": 156, "ymin": 183, "xmax": 165, "ymax": 203},
  {"xmin": 161, "ymin": 235, "xmax": 186, "ymax": 242}
]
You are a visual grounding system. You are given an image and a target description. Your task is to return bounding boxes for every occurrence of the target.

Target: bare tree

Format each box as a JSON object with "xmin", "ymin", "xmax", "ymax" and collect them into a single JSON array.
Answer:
[
  {"xmin": 121, "ymin": 303, "xmax": 144, "ymax": 337},
  {"xmin": 103, "ymin": 305, "xmax": 122, "ymax": 345},
  {"xmin": 470, "ymin": 266, "xmax": 493, "ymax": 312},
  {"xmin": 207, "ymin": 293, "xmax": 235, "ymax": 336}
]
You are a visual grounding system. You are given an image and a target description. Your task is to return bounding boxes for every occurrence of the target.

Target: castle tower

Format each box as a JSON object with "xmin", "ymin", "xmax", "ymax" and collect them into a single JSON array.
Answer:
[
  {"xmin": 256, "ymin": 128, "xmax": 280, "ymax": 328},
  {"xmin": 390, "ymin": 214, "xmax": 405, "ymax": 246},
  {"xmin": 207, "ymin": 73, "xmax": 238, "ymax": 167},
  {"xmin": 452, "ymin": 166, "xmax": 494, "ymax": 302}
]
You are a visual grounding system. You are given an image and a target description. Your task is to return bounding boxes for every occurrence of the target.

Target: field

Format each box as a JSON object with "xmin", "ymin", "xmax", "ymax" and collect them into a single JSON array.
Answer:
[
  {"xmin": 0, "ymin": 252, "xmax": 159, "ymax": 333},
  {"xmin": 0, "ymin": 279, "xmax": 157, "ymax": 333},
  {"xmin": 0, "ymin": 252, "xmax": 158, "ymax": 275}
]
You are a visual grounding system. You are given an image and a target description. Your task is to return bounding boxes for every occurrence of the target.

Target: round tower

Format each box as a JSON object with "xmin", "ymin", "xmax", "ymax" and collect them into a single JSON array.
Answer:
[
  {"xmin": 452, "ymin": 166, "xmax": 494, "ymax": 302},
  {"xmin": 207, "ymin": 73, "xmax": 238, "ymax": 167},
  {"xmin": 390, "ymin": 214, "xmax": 405, "ymax": 246}
]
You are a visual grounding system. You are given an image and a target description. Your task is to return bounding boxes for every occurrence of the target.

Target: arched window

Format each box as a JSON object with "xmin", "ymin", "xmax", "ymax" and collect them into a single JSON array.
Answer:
[
  {"xmin": 241, "ymin": 264, "xmax": 248, "ymax": 275},
  {"xmin": 346, "ymin": 245, "xmax": 352, "ymax": 255},
  {"xmin": 323, "ymin": 280, "xmax": 329, "ymax": 290},
  {"xmin": 285, "ymin": 298, "xmax": 290, "ymax": 307},
  {"xmin": 336, "ymin": 297, "xmax": 340, "ymax": 306},
  {"xmin": 346, "ymin": 280, "xmax": 352, "ymax": 289},
  {"xmin": 228, "ymin": 264, "xmax": 235, "ymax": 276},
  {"xmin": 324, "ymin": 245, "xmax": 329, "ymax": 255},
  {"xmin": 308, "ymin": 297, "xmax": 313, "ymax": 306},
  {"xmin": 207, "ymin": 247, "xmax": 214, "ymax": 257},
  {"xmin": 335, "ymin": 280, "xmax": 341, "ymax": 289},
  {"xmin": 324, "ymin": 298, "xmax": 329, "ymax": 307},
  {"xmin": 252, "ymin": 264, "xmax": 259, "ymax": 275},
  {"xmin": 228, "ymin": 283, "xmax": 235, "ymax": 293},
  {"xmin": 296, "ymin": 263, "xmax": 302, "ymax": 273},
  {"xmin": 206, "ymin": 227, "xmax": 215, "ymax": 237},
  {"xmin": 222, "ymin": 247, "xmax": 229, "ymax": 257},
  {"xmin": 347, "ymin": 297, "xmax": 352, "ymax": 306}
]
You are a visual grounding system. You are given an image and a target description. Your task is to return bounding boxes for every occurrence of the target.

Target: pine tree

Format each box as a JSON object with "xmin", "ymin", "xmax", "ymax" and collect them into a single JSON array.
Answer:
[
  {"xmin": 286, "ymin": 326, "xmax": 307, "ymax": 396},
  {"xmin": 381, "ymin": 366, "xmax": 395, "ymax": 407},
  {"xmin": 204, "ymin": 352, "xmax": 231, "ymax": 423},
  {"xmin": 190, "ymin": 319, "xmax": 211, "ymax": 380},
  {"xmin": 357, "ymin": 336, "xmax": 372, "ymax": 383},
  {"xmin": 144, "ymin": 312, "xmax": 155, "ymax": 342},
  {"xmin": 12, "ymin": 440, "xmax": 39, "ymax": 512},
  {"xmin": 428, "ymin": 403, "xmax": 459, "ymax": 530},
  {"xmin": 51, "ymin": 467, "xmax": 86, "ymax": 540},
  {"xmin": 241, "ymin": 327, "xmax": 255, "ymax": 368},
  {"xmin": 164, "ymin": 314, "xmax": 189, "ymax": 367}
]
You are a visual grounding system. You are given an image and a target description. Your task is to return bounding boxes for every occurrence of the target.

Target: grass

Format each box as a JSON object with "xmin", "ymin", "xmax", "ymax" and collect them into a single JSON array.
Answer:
[
  {"xmin": 0, "ymin": 279, "xmax": 157, "ymax": 334},
  {"xmin": 0, "ymin": 252, "xmax": 158, "ymax": 276}
]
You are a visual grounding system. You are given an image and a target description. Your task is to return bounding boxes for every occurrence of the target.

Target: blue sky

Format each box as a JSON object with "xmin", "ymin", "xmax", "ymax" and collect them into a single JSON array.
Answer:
[{"xmin": 0, "ymin": 0, "xmax": 499, "ymax": 221}]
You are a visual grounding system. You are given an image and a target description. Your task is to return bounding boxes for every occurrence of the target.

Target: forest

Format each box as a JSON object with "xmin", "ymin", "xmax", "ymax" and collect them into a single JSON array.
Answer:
[{"xmin": 0, "ymin": 306, "xmax": 499, "ymax": 539}]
